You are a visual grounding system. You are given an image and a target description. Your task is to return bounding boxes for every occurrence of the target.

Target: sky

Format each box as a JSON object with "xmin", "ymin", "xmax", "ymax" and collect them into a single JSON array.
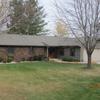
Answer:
[
  {"xmin": 38, "ymin": 0, "xmax": 57, "ymax": 35},
  {"xmin": 38, "ymin": 0, "xmax": 70, "ymax": 35}
]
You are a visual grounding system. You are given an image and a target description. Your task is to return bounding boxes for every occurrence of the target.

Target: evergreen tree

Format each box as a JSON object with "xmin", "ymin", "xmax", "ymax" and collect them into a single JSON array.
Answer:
[{"xmin": 8, "ymin": 0, "xmax": 46, "ymax": 35}]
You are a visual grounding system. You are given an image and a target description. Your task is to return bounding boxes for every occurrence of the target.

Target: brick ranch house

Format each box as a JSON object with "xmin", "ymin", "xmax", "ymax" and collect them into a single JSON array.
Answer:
[{"xmin": 0, "ymin": 34, "xmax": 100, "ymax": 62}]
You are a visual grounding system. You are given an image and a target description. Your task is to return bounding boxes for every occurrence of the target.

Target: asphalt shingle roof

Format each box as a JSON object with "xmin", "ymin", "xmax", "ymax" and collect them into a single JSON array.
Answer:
[
  {"xmin": 0, "ymin": 34, "xmax": 100, "ymax": 48},
  {"xmin": 0, "ymin": 34, "xmax": 81, "ymax": 47}
]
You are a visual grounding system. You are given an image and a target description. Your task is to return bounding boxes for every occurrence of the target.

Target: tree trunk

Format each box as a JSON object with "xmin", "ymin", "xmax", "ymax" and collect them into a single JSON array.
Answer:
[{"xmin": 87, "ymin": 54, "xmax": 92, "ymax": 69}]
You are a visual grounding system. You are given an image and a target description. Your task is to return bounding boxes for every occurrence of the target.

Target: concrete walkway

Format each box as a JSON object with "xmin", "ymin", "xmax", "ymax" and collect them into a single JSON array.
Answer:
[{"xmin": 49, "ymin": 59, "xmax": 100, "ymax": 64}]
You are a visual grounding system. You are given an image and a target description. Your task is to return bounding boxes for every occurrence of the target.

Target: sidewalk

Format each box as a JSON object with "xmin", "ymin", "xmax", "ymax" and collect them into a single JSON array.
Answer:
[{"xmin": 49, "ymin": 59, "xmax": 100, "ymax": 64}]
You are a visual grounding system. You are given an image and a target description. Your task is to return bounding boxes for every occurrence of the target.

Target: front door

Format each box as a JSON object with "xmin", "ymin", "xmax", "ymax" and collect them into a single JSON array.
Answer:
[{"xmin": 48, "ymin": 47, "xmax": 57, "ymax": 58}]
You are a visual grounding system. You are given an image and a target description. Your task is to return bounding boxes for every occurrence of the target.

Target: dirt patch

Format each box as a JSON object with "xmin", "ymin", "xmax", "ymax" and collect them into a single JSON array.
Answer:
[
  {"xmin": 0, "ymin": 83, "xmax": 27, "ymax": 100},
  {"xmin": 25, "ymin": 82, "xmax": 64, "ymax": 94},
  {"xmin": 0, "ymin": 81, "xmax": 64, "ymax": 99},
  {"xmin": 88, "ymin": 83, "xmax": 100, "ymax": 89}
]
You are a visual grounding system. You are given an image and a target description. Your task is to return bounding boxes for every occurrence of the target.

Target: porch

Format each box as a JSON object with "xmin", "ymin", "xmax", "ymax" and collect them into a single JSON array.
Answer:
[{"xmin": 47, "ymin": 46, "xmax": 81, "ymax": 60}]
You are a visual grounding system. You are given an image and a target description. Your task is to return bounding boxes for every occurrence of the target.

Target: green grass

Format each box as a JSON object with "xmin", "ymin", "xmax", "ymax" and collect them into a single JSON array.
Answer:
[{"xmin": 0, "ymin": 61, "xmax": 100, "ymax": 100}]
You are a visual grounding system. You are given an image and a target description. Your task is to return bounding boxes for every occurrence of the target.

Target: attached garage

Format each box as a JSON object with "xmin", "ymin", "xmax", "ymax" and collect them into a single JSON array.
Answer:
[{"xmin": 82, "ymin": 42, "xmax": 100, "ymax": 63}]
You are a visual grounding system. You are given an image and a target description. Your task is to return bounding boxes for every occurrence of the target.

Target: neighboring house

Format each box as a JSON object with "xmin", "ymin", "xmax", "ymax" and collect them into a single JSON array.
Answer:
[{"xmin": 0, "ymin": 34, "xmax": 100, "ymax": 62}]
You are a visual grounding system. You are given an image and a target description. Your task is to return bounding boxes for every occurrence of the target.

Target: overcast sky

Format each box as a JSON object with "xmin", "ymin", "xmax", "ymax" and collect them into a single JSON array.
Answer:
[
  {"xmin": 38, "ymin": 0, "xmax": 70, "ymax": 35},
  {"xmin": 38, "ymin": 0, "xmax": 57, "ymax": 35}
]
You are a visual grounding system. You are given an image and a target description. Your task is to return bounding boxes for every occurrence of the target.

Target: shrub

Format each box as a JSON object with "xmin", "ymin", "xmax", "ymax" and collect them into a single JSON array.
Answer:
[
  {"xmin": 43, "ymin": 56, "xmax": 49, "ymax": 61},
  {"xmin": 7, "ymin": 55, "xmax": 14, "ymax": 63},
  {"xmin": 21, "ymin": 58, "xmax": 26, "ymax": 61},
  {"xmin": 33, "ymin": 55, "xmax": 48, "ymax": 61},
  {"xmin": 0, "ymin": 57, "xmax": 7, "ymax": 63},
  {"xmin": 27, "ymin": 57, "xmax": 33, "ymax": 61},
  {"xmin": 34, "ymin": 56, "xmax": 39, "ymax": 61},
  {"xmin": 62, "ymin": 56, "xmax": 80, "ymax": 62},
  {"xmin": 0, "ymin": 57, "xmax": 3, "ymax": 62}
]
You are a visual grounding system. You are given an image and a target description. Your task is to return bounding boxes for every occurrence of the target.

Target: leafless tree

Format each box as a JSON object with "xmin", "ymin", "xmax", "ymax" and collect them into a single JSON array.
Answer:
[
  {"xmin": 55, "ymin": 0, "xmax": 100, "ymax": 68},
  {"xmin": 0, "ymin": 0, "xmax": 9, "ymax": 32}
]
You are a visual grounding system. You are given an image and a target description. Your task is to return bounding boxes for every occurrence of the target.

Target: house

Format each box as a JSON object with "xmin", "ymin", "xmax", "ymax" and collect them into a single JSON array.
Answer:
[{"xmin": 0, "ymin": 34, "xmax": 100, "ymax": 63}]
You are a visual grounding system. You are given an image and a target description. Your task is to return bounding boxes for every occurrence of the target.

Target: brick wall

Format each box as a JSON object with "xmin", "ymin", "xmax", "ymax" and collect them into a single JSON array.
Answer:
[
  {"xmin": 14, "ymin": 47, "xmax": 31, "ymax": 61},
  {"xmin": 0, "ymin": 47, "xmax": 8, "ymax": 62},
  {"xmin": 0, "ymin": 46, "xmax": 47, "ymax": 62},
  {"xmin": 33, "ymin": 47, "xmax": 46, "ymax": 56}
]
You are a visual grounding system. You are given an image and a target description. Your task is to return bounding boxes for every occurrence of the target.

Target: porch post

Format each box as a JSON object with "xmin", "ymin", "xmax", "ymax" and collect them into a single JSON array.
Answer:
[{"xmin": 46, "ymin": 46, "xmax": 49, "ymax": 58}]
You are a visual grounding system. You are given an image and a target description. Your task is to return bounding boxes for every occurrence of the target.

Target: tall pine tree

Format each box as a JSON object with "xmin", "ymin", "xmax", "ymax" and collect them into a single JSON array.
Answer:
[{"xmin": 8, "ymin": 0, "xmax": 47, "ymax": 35}]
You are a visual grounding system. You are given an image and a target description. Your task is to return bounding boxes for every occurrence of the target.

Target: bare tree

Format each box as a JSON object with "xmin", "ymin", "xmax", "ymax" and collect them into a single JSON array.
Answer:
[
  {"xmin": 55, "ymin": 18, "xmax": 68, "ymax": 37},
  {"xmin": 0, "ymin": 0, "xmax": 9, "ymax": 32},
  {"xmin": 55, "ymin": 0, "xmax": 100, "ymax": 68}
]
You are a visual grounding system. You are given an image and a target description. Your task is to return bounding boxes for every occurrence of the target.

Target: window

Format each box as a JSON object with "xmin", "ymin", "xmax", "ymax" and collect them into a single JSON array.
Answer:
[
  {"xmin": 7, "ymin": 47, "xmax": 14, "ymax": 54},
  {"xmin": 70, "ymin": 48, "xmax": 75, "ymax": 57},
  {"xmin": 59, "ymin": 49, "xmax": 64, "ymax": 56}
]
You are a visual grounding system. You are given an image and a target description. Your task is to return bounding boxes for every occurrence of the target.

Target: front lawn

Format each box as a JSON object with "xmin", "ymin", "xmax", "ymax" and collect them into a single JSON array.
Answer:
[{"xmin": 0, "ymin": 61, "xmax": 100, "ymax": 100}]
